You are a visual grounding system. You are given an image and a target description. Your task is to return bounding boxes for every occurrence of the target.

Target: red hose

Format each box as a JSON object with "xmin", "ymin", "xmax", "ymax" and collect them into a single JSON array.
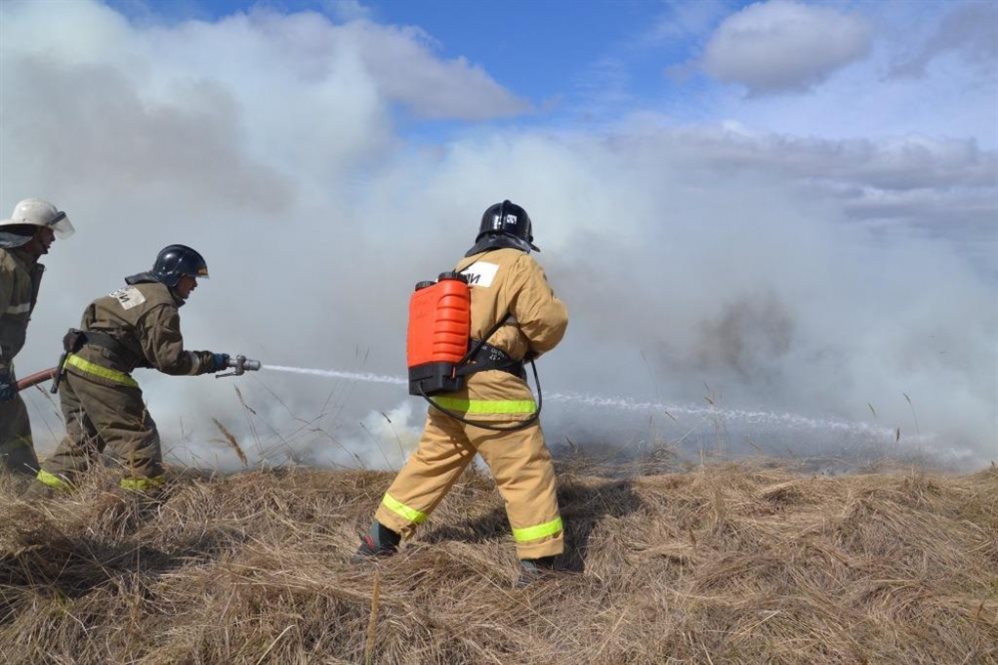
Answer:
[{"xmin": 15, "ymin": 367, "xmax": 58, "ymax": 392}]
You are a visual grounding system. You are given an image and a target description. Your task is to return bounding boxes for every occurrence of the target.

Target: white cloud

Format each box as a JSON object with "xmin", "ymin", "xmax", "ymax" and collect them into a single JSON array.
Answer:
[
  {"xmin": 323, "ymin": 0, "xmax": 373, "ymax": 23},
  {"xmin": 890, "ymin": 1, "xmax": 998, "ymax": 79},
  {"xmin": 0, "ymin": 1, "xmax": 527, "ymax": 125},
  {"xmin": 339, "ymin": 21, "xmax": 531, "ymax": 120},
  {"xmin": 648, "ymin": 0, "xmax": 729, "ymax": 42},
  {"xmin": 701, "ymin": 0, "xmax": 872, "ymax": 94}
]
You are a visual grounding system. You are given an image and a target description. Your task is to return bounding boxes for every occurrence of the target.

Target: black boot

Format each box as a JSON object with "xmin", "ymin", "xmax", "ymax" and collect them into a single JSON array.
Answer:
[
  {"xmin": 516, "ymin": 555, "xmax": 557, "ymax": 587},
  {"xmin": 21, "ymin": 479, "xmax": 59, "ymax": 500},
  {"xmin": 352, "ymin": 521, "xmax": 401, "ymax": 562}
]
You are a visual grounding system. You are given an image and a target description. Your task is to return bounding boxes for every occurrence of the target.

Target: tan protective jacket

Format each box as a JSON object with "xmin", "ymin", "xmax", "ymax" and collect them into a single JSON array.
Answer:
[
  {"xmin": 0, "ymin": 248, "xmax": 44, "ymax": 375},
  {"xmin": 65, "ymin": 281, "xmax": 213, "ymax": 387},
  {"xmin": 433, "ymin": 247, "xmax": 567, "ymax": 419}
]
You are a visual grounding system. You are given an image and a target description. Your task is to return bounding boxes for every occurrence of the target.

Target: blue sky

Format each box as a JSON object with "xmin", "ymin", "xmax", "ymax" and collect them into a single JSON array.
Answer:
[
  {"xmin": 98, "ymin": 0, "xmax": 995, "ymax": 147},
  {"xmin": 3, "ymin": 0, "xmax": 996, "ymax": 466}
]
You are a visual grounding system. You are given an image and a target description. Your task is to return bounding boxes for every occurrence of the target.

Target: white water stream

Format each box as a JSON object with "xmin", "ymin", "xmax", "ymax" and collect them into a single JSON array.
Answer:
[{"xmin": 263, "ymin": 364, "xmax": 899, "ymax": 439}]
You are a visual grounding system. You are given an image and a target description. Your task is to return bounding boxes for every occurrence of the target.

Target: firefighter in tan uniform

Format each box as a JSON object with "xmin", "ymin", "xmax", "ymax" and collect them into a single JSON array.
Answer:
[
  {"xmin": 356, "ymin": 200, "xmax": 569, "ymax": 584},
  {"xmin": 27, "ymin": 244, "xmax": 230, "ymax": 495},
  {"xmin": 0, "ymin": 198, "xmax": 75, "ymax": 476}
]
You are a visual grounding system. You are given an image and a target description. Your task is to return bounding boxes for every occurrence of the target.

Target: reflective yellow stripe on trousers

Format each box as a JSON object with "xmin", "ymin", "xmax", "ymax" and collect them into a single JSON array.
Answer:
[
  {"xmin": 512, "ymin": 516, "xmax": 563, "ymax": 543},
  {"xmin": 64, "ymin": 353, "xmax": 138, "ymax": 387},
  {"xmin": 36, "ymin": 469, "xmax": 71, "ymax": 490},
  {"xmin": 381, "ymin": 492, "xmax": 428, "ymax": 525},
  {"xmin": 431, "ymin": 397, "xmax": 537, "ymax": 415},
  {"xmin": 120, "ymin": 476, "xmax": 165, "ymax": 491}
]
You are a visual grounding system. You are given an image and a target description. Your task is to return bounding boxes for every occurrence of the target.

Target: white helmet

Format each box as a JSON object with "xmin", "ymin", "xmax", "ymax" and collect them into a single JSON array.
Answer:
[{"xmin": 0, "ymin": 198, "xmax": 74, "ymax": 248}]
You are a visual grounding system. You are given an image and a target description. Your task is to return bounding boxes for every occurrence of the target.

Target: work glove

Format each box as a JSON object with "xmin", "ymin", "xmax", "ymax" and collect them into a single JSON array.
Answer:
[
  {"xmin": 0, "ymin": 369, "xmax": 15, "ymax": 401},
  {"xmin": 210, "ymin": 353, "xmax": 230, "ymax": 373}
]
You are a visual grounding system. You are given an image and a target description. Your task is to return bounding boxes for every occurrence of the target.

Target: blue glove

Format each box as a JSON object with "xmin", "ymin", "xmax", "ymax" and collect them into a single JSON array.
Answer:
[
  {"xmin": 0, "ymin": 369, "xmax": 15, "ymax": 401},
  {"xmin": 211, "ymin": 353, "xmax": 230, "ymax": 373}
]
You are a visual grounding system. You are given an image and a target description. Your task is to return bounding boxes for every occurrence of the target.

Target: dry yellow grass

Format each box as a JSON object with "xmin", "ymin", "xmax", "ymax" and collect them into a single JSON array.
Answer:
[{"xmin": 1, "ymin": 458, "xmax": 995, "ymax": 664}]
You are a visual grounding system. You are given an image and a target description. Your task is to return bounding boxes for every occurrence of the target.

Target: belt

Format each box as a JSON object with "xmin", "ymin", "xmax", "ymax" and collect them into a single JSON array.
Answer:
[
  {"xmin": 458, "ymin": 341, "xmax": 525, "ymax": 380},
  {"xmin": 80, "ymin": 329, "xmax": 127, "ymax": 353}
]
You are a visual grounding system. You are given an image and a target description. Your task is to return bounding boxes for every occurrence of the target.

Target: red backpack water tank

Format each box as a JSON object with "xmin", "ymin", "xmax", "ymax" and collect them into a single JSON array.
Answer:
[{"xmin": 407, "ymin": 272, "xmax": 471, "ymax": 396}]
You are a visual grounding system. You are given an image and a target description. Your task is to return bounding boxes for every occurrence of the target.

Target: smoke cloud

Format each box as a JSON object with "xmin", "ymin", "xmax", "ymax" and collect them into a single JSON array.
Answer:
[{"xmin": 2, "ymin": 1, "xmax": 995, "ymax": 471}]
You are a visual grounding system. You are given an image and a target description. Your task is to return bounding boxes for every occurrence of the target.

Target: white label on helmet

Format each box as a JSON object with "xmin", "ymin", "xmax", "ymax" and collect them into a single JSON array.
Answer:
[
  {"xmin": 109, "ymin": 286, "xmax": 146, "ymax": 310},
  {"xmin": 461, "ymin": 261, "xmax": 499, "ymax": 288}
]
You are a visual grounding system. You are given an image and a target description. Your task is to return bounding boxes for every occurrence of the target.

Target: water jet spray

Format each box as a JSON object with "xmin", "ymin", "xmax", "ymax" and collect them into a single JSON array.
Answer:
[{"xmin": 260, "ymin": 363, "xmax": 903, "ymax": 441}]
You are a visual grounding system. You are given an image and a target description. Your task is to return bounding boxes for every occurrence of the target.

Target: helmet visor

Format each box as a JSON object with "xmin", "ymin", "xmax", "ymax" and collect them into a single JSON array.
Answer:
[{"xmin": 48, "ymin": 211, "xmax": 75, "ymax": 239}]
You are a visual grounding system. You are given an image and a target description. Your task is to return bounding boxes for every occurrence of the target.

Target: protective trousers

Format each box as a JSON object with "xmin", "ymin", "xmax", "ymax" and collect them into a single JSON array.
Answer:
[
  {"xmin": 35, "ymin": 372, "xmax": 164, "ymax": 491},
  {"xmin": 375, "ymin": 408, "xmax": 563, "ymax": 559},
  {"xmin": 0, "ymin": 394, "xmax": 39, "ymax": 475}
]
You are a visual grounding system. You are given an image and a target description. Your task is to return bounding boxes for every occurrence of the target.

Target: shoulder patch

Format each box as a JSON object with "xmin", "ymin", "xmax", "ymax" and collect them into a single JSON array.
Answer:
[
  {"xmin": 461, "ymin": 261, "xmax": 500, "ymax": 288},
  {"xmin": 108, "ymin": 286, "xmax": 147, "ymax": 311}
]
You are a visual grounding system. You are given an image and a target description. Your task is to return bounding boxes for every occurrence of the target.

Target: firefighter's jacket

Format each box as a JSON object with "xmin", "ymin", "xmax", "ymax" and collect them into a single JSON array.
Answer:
[
  {"xmin": 64, "ymin": 281, "xmax": 214, "ymax": 388},
  {"xmin": 437, "ymin": 247, "xmax": 568, "ymax": 420},
  {"xmin": 0, "ymin": 248, "xmax": 44, "ymax": 376}
]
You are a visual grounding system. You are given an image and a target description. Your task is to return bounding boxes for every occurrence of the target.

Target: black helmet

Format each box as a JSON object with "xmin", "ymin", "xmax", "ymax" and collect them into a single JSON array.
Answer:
[
  {"xmin": 150, "ymin": 244, "xmax": 209, "ymax": 287},
  {"xmin": 471, "ymin": 200, "xmax": 539, "ymax": 254}
]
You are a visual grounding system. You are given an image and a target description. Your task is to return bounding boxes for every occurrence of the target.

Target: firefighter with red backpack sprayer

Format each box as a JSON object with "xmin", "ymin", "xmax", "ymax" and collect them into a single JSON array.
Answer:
[{"xmin": 354, "ymin": 200, "xmax": 569, "ymax": 587}]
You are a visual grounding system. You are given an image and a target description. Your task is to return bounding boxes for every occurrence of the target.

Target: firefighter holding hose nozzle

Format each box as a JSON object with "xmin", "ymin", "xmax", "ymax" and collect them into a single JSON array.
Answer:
[
  {"xmin": 26, "ymin": 244, "xmax": 242, "ymax": 497},
  {"xmin": 0, "ymin": 198, "xmax": 75, "ymax": 477},
  {"xmin": 355, "ymin": 200, "xmax": 569, "ymax": 587}
]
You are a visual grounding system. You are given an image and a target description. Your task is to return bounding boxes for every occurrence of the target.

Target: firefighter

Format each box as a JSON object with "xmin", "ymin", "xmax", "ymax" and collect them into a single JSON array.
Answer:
[
  {"xmin": 26, "ymin": 244, "xmax": 230, "ymax": 495},
  {"xmin": 0, "ymin": 198, "xmax": 75, "ymax": 476},
  {"xmin": 355, "ymin": 200, "xmax": 569, "ymax": 585}
]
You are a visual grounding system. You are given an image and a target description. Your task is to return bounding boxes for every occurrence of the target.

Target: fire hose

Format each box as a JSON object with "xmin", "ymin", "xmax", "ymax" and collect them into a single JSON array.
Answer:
[
  {"xmin": 15, "ymin": 367, "xmax": 58, "ymax": 392},
  {"xmin": 12, "ymin": 355, "xmax": 261, "ymax": 393}
]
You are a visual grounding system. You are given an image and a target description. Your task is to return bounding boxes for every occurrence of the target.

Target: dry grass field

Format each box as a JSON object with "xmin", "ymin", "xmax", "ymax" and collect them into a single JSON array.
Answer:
[{"xmin": 1, "ymin": 457, "xmax": 996, "ymax": 664}]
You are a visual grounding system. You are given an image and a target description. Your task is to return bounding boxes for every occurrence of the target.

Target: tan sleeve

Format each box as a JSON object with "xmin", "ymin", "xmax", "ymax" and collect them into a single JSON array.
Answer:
[
  {"xmin": 135, "ymin": 305, "xmax": 208, "ymax": 376},
  {"xmin": 507, "ymin": 254, "xmax": 568, "ymax": 357}
]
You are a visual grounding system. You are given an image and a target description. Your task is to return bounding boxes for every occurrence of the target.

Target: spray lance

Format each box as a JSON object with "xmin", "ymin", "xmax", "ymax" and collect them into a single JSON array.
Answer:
[{"xmin": 215, "ymin": 354, "xmax": 263, "ymax": 378}]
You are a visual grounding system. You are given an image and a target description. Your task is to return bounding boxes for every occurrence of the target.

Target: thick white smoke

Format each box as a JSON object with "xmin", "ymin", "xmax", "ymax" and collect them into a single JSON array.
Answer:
[{"xmin": 2, "ymin": 1, "xmax": 995, "ymax": 471}]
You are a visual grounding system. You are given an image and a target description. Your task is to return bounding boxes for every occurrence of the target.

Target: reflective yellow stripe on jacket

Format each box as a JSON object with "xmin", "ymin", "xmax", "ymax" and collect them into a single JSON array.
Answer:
[
  {"xmin": 5, "ymin": 303, "xmax": 31, "ymax": 315},
  {"xmin": 431, "ymin": 397, "xmax": 537, "ymax": 415},
  {"xmin": 512, "ymin": 516, "xmax": 563, "ymax": 543},
  {"xmin": 64, "ymin": 353, "xmax": 138, "ymax": 387},
  {"xmin": 381, "ymin": 492, "xmax": 428, "ymax": 525}
]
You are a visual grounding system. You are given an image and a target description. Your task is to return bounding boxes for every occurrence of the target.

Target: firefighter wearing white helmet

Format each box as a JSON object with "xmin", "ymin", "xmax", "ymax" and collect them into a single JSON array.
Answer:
[{"xmin": 0, "ymin": 198, "xmax": 75, "ymax": 476}]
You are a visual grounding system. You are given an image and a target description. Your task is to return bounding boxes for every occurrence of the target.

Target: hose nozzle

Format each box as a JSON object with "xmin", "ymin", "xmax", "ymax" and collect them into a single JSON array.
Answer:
[{"xmin": 216, "ymin": 354, "xmax": 262, "ymax": 378}]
